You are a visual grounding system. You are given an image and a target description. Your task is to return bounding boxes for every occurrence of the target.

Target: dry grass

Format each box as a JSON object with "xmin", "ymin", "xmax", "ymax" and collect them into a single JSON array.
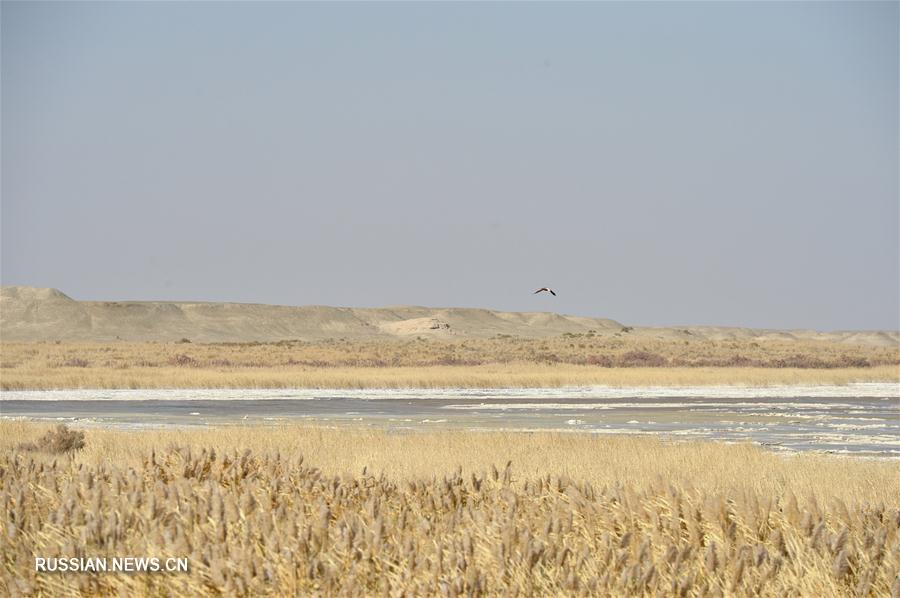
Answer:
[
  {"xmin": 1, "ymin": 339, "xmax": 897, "ymax": 389},
  {"xmin": 1, "ymin": 423, "xmax": 898, "ymax": 596},
  {"xmin": 5, "ymin": 336, "xmax": 898, "ymax": 369},
  {"xmin": 2, "ymin": 364, "xmax": 898, "ymax": 390}
]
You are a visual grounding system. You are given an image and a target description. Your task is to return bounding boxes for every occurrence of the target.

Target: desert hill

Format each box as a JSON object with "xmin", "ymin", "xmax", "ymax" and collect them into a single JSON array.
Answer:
[
  {"xmin": 1, "ymin": 287, "xmax": 625, "ymax": 342},
  {"xmin": 1, "ymin": 286, "xmax": 897, "ymax": 346}
]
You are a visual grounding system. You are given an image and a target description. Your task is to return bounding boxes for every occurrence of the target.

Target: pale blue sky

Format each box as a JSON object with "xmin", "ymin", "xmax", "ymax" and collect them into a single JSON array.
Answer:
[{"xmin": 2, "ymin": 1, "xmax": 897, "ymax": 330}]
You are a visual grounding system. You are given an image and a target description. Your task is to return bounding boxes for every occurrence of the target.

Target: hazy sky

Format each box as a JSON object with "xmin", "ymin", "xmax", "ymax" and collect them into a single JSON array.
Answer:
[{"xmin": 2, "ymin": 2, "xmax": 897, "ymax": 330}]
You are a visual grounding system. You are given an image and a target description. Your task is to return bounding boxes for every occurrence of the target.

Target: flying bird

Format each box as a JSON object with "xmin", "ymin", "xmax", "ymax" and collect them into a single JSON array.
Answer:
[{"xmin": 533, "ymin": 287, "xmax": 556, "ymax": 296}]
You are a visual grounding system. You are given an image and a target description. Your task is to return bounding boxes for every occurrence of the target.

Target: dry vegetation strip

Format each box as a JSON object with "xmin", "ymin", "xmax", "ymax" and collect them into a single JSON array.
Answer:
[
  {"xmin": 2, "ymin": 338, "xmax": 898, "ymax": 389},
  {"xmin": 1, "ymin": 423, "xmax": 898, "ymax": 596},
  {"xmin": 2, "ymin": 364, "xmax": 898, "ymax": 390}
]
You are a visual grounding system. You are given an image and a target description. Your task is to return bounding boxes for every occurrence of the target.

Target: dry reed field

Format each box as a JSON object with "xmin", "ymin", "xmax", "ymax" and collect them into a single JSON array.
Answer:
[
  {"xmin": 1, "ymin": 337, "xmax": 897, "ymax": 389},
  {"xmin": 2, "ymin": 423, "xmax": 898, "ymax": 596}
]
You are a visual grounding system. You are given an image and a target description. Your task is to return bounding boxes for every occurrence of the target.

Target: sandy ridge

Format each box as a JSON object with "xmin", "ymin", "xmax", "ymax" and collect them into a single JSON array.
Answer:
[{"xmin": 2, "ymin": 286, "xmax": 897, "ymax": 346}]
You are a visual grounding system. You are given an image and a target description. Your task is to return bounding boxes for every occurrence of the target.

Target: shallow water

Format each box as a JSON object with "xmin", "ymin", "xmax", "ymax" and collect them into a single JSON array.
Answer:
[{"xmin": 2, "ymin": 384, "xmax": 898, "ymax": 457}]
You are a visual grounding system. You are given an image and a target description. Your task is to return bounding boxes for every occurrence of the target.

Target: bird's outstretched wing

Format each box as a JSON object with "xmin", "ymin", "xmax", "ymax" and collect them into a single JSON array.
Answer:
[
  {"xmin": 549, "ymin": 289, "xmax": 556, "ymax": 296},
  {"xmin": 533, "ymin": 288, "xmax": 548, "ymax": 294}
]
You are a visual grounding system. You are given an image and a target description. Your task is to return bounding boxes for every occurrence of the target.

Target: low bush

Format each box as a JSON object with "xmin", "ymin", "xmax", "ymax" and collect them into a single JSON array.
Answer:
[
  {"xmin": 61, "ymin": 358, "xmax": 90, "ymax": 368},
  {"xmin": 585, "ymin": 355, "xmax": 614, "ymax": 367},
  {"xmin": 17, "ymin": 425, "xmax": 85, "ymax": 454},
  {"xmin": 618, "ymin": 350, "xmax": 668, "ymax": 367},
  {"xmin": 168, "ymin": 353, "xmax": 199, "ymax": 367}
]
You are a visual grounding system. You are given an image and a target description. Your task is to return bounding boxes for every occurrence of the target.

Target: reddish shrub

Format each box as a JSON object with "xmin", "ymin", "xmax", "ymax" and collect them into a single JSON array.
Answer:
[
  {"xmin": 586, "ymin": 355, "xmax": 614, "ymax": 367},
  {"xmin": 168, "ymin": 354, "xmax": 199, "ymax": 367},
  {"xmin": 771, "ymin": 354, "xmax": 829, "ymax": 369},
  {"xmin": 834, "ymin": 355, "xmax": 871, "ymax": 368},
  {"xmin": 61, "ymin": 358, "xmax": 90, "ymax": 368},
  {"xmin": 617, "ymin": 350, "xmax": 668, "ymax": 367}
]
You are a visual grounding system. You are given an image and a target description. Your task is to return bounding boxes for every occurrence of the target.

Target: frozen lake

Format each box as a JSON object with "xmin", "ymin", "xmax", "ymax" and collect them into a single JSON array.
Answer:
[{"xmin": 2, "ymin": 383, "xmax": 898, "ymax": 457}]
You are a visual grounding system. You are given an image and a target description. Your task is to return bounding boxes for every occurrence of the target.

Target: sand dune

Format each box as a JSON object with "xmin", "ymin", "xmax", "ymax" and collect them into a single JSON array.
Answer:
[
  {"xmin": 1, "ymin": 286, "xmax": 897, "ymax": 346},
  {"xmin": 1, "ymin": 287, "xmax": 622, "ymax": 342}
]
